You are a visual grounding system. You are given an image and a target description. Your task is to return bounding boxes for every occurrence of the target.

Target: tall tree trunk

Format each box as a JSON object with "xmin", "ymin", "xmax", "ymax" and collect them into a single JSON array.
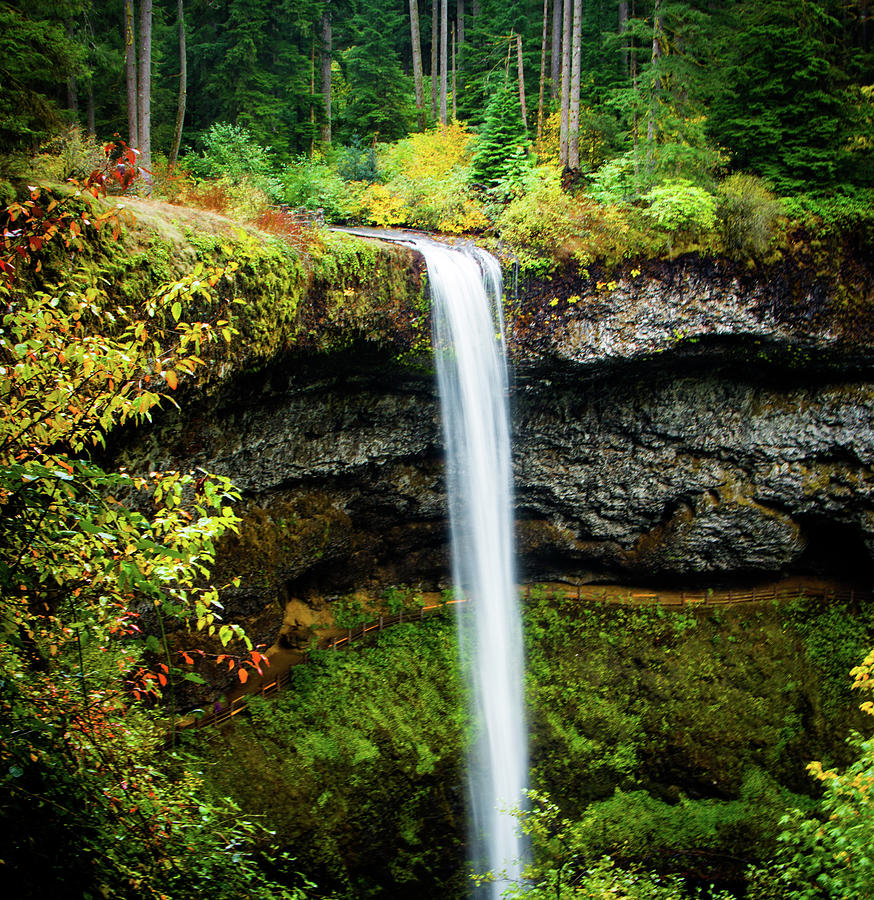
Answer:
[
  {"xmin": 631, "ymin": 0, "xmax": 639, "ymax": 177},
  {"xmin": 472, "ymin": 0, "xmax": 479, "ymax": 16},
  {"xmin": 86, "ymin": 81, "xmax": 96, "ymax": 135},
  {"xmin": 431, "ymin": 0, "xmax": 438, "ymax": 120},
  {"xmin": 516, "ymin": 32, "xmax": 527, "ymax": 130},
  {"xmin": 457, "ymin": 0, "xmax": 465, "ymax": 44},
  {"xmin": 309, "ymin": 38, "xmax": 316, "ymax": 154},
  {"xmin": 409, "ymin": 0, "xmax": 426, "ymax": 129},
  {"xmin": 452, "ymin": 22, "xmax": 457, "ymax": 120},
  {"xmin": 537, "ymin": 0, "xmax": 548, "ymax": 144},
  {"xmin": 66, "ymin": 19, "xmax": 78, "ymax": 115},
  {"xmin": 124, "ymin": 0, "xmax": 138, "ymax": 148},
  {"xmin": 169, "ymin": 0, "xmax": 187, "ymax": 171},
  {"xmin": 551, "ymin": 0, "xmax": 562, "ymax": 99},
  {"xmin": 646, "ymin": 0, "xmax": 662, "ymax": 160},
  {"xmin": 619, "ymin": 0, "xmax": 629, "ymax": 76},
  {"xmin": 568, "ymin": 0, "xmax": 582, "ymax": 168},
  {"xmin": 440, "ymin": 0, "xmax": 448, "ymax": 124},
  {"xmin": 137, "ymin": 0, "xmax": 152, "ymax": 175},
  {"xmin": 559, "ymin": 0, "xmax": 571, "ymax": 166},
  {"xmin": 320, "ymin": 9, "xmax": 332, "ymax": 145}
]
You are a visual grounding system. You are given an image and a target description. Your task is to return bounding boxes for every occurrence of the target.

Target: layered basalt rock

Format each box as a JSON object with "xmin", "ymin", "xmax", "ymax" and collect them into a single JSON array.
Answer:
[{"xmin": 118, "ymin": 244, "xmax": 874, "ymax": 631}]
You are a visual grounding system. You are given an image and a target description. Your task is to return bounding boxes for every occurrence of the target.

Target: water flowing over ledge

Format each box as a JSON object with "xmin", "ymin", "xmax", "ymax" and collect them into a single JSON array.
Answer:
[{"xmin": 410, "ymin": 236, "xmax": 528, "ymax": 896}]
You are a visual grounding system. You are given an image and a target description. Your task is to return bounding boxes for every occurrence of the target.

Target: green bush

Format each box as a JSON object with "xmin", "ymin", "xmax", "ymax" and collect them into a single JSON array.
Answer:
[
  {"xmin": 335, "ymin": 135, "xmax": 379, "ymax": 183},
  {"xmin": 643, "ymin": 179, "xmax": 718, "ymax": 236},
  {"xmin": 717, "ymin": 173, "xmax": 784, "ymax": 259},
  {"xmin": 280, "ymin": 156, "xmax": 353, "ymax": 221},
  {"xmin": 183, "ymin": 122, "xmax": 282, "ymax": 200}
]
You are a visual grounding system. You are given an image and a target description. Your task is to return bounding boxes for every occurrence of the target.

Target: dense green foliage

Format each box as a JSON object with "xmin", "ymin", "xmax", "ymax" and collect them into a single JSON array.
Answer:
[
  {"xmin": 190, "ymin": 618, "xmax": 466, "ymax": 899},
  {"xmin": 179, "ymin": 589, "xmax": 874, "ymax": 898}
]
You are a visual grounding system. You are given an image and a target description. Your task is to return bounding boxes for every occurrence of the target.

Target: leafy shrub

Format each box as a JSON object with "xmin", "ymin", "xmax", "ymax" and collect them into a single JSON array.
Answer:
[
  {"xmin": 587, "ymin": 153, "xmax": 640, "ymax": 205},
  {"xmin": 184, "ymin": 173, "xmax": 273, "ymax": 220},
  {"xmin": 280, "ymin": 156, "xmax": 353, "ymax": 221},
  {"xmin": 717, "ymin": 173, "xmax": 784, "ymax": 259},
  {"xmin": 335, "ymin": 135, "xmax": 378, "ymax": 182},
  {"xmin": 185, "ymin": 122, "xmax": 273, "ymax": 182},
  {"xmin": 183, "ymin": 123, "xmax": 282, "ymax": 203},
  {"xmin": 496, "ymin": 164, "xmax": 585, "ymax": 270},
  {"xmin": 151, "ymin": 153, "xmax": 195, "ymax": 203},
  {"xmin": 643, "ymin": 178, "xmax": 718, "ymax": 236},
  {"xmin": 781, "ymin": 188, "xmax": 874, "ymax": 238},
  {"xmin": 29, "ymin": 126, "xmax": 107, "ymax": 182},
  {"xmin": 352, "ymin": 124, "xmax": 487, "ymax": 232},
  {"xmin": 350, "ymin": 180, "xmax": 407, "ymax": 227},
  {"xmin": 497, "ymin": 164, "xmax": 659, "ymax": 271}
]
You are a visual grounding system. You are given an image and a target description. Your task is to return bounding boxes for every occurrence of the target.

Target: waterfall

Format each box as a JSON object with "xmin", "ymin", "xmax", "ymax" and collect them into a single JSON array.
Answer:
[{"xmin": 413, "ymin": 238, "xmax": 528, "ymax": 897}]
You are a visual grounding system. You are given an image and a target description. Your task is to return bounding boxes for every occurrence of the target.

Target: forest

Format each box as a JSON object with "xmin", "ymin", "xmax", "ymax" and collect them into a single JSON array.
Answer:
[
  {"xmin": 3, "ymin": 1, "xmax": 874, "ymax": 899},
  {"xmin": 3, "ymin": 0, "xmax": 874, "ymax": 258}
]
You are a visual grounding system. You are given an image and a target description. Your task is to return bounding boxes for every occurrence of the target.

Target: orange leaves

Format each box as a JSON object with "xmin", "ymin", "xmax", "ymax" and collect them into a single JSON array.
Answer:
[{"xmin": 164, "ymin": 370, "xmax": 178, "ymax": 391}]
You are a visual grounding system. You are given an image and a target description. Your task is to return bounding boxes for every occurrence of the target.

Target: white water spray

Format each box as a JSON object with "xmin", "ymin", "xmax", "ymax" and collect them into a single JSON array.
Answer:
[{"xmin": 413, "ymin": 239, "xmax": 528, "ymax": 897}]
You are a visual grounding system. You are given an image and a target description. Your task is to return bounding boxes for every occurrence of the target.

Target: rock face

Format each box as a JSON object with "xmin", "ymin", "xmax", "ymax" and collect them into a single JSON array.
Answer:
[{"xmin": 118, "ymin": 246, "xmax": 874, "ymax": 626}]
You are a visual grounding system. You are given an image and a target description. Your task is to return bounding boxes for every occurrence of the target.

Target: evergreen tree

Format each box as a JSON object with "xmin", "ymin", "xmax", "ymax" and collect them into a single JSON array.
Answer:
[
  {"xmin": 470, "ymin": 77, "xmax": 528, "ymax": 186},
  {"xmin": 707, "ymin": 0, "xmax": 870, "ymax": 192},
  {"xmin": 0, "ymin": 2, "xmax": 85, "ymax": 154},
  {"xmin": 336, "ymin": 0, "xmax": 414, "ymax": 143}
]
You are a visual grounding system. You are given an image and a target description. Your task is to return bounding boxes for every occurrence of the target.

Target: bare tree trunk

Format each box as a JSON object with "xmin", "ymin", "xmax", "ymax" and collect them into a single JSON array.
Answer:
[
  {"xmin": 320, "ymin": 8, "xmax": 332, "ymax": 144},
  {"xmin": 137, "ymin": 0, "xmax": 152, "ymax": 174},
  {"xmin": 66, "ymin": 19, "xmax": 78, "ymax": 115},
  {"xmin": 409, "ymin": 0, "xmax": 426, "ymax": 129},
  {"xmin": 568, "ymin": 0, "xmax": 582, "ymax": 168},
  {"xmin": 86, "ymin": 81, "xmax": 96, "ymax": 135},
  {"xmin": 457, "ymin": 0, "xmax": 465, "ymax": 44},
  {"xmin": 309, "ymin": 39, "xmax": 316, "ymax": 154},
  {"xmin": 124, "ymin": 0, "xmax": 138, "ymax": 148},
  {"xmin": 516, "ymin": 31, "xmax": 527, "ymax": 130},
  {"xmin": 551, "ymin": 0, "xmax": 562, "ymax": 99},
  {"xmin": 440, "ymin": 0, "xmax": 448, "ymax": 124},
  {"xmin": 537, "ymin": 0, "xmax": 548, "ymax": 144},
  {"xmin": 452, "ymin": 22, "xmax": 457, "ymax": 119},
  {"xmin": 646, "ymin": 0, "xmax": 662, "ymax": 159},
  {"xmin": 169, "ymin": 0, "xmax": 187, "ymax": 170},
  {"xmin": 472, "ymin": 0, "xmax": 479, "ymax": 16},
  {"xmin": 631, "ymin": 0, "xmax": 639, "ymax": 177},
  {"xmin": 619, "ymin": 0, "xmax": 629, "ymax": 75},
  {"xmin": 559, "ymin": 0, "xmax": 571, "ymax": 165},
  {"xmin": 431, "ymin": 0, "xmax": 438, "ymax": 120}
]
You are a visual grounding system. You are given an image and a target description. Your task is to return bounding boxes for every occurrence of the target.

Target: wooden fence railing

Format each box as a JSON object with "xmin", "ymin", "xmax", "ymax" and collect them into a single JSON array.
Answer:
[{"xmin": 192, "ymin": 581, "xmax": 868, "ymax": 729}]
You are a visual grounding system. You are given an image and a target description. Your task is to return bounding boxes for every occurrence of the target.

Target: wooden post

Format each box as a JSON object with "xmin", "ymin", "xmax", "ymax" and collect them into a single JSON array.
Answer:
[{"xmin": 379, "ymin": 615, "xmax": 384, "ymax": 631}]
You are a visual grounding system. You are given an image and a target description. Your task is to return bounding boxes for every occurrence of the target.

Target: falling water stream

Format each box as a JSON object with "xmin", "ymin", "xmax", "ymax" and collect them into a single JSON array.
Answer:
[
  {"xmin": 338, "ymin": 227, "xmax": 528, "ymax": 894},
  {"xmin": 414, "ymin": 237, "xmax": 528, "ymax": 896}
]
